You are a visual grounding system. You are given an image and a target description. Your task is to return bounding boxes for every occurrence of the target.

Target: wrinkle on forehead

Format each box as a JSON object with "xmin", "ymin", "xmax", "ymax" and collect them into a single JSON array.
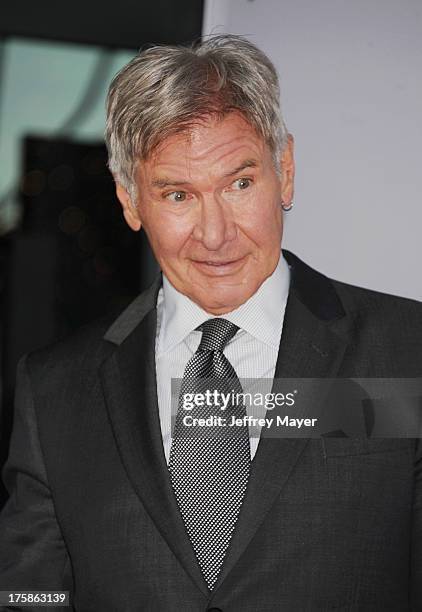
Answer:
[{"xmin": 146, "ymin": 114, "xmax": 265, "ymax": 182}]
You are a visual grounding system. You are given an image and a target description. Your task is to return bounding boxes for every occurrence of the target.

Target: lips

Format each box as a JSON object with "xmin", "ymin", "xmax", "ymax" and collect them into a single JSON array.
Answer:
[
  {"xmin": 191, "ymin": 256, "xmax": 247, "ymax": 276},
  {"xmin": 200, "ymin": 260, "xmax": 237, "ymax": 265}
]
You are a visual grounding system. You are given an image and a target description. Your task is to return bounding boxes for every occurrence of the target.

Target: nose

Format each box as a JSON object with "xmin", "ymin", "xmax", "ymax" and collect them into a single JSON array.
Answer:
[{"xmin": 192, "ymin": 196, "xmax": 236, "ymax": 250}]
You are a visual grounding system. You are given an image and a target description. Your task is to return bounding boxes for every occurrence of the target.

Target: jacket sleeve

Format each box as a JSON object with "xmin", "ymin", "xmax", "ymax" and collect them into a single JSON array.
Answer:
[
  {"xmin": 411, "ymin": 436, "xmax": 422, "ymax": 610},
  {"xmin": 0, "ymin": 355, "xmax": 74, "ymax": 611}
]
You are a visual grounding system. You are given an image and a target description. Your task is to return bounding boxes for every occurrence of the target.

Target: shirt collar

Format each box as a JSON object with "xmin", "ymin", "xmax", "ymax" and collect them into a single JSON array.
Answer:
[{"xmin": 157, "ymin": 251, "xmax": 290, "ymax": 355}]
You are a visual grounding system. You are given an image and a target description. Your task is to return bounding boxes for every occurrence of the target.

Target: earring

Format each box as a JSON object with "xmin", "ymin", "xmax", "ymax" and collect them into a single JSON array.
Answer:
[{"xmin": 281, "ymin": 200, "xmax": 293, "ymax": 211}]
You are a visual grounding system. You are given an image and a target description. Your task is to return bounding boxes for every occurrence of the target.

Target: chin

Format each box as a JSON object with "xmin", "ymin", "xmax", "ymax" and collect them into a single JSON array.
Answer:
[{"xmin": 195, "ymin": 284, "xmax": 256, "ymax": 314}]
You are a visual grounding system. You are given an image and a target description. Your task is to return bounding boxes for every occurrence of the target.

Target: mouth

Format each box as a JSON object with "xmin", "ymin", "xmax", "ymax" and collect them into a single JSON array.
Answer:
[{"xmin": 191, "ymin": 255, "xmax": 248, "ymax": 276}]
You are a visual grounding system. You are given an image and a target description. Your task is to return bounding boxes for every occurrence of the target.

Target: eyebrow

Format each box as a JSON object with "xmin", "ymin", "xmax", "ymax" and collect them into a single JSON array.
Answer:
[
  {"xmin": 221, "ymin": 158, "xmax": 259, "ymax": 178},
  {"xmin": 150, "ymin": 158, "xmax": 259, "ymax": 189}
]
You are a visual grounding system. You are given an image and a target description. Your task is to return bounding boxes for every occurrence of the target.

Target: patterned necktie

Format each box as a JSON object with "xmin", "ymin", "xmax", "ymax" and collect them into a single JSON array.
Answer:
[{"xmin": 168, "ymin": 318, "xmax": 251, "ymax": 590}]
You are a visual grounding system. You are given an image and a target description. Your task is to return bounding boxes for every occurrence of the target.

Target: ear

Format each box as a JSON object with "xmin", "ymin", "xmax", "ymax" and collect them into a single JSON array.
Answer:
[
  {"xmin": 115, "ymin": 183, "xmax": 142, "ymax": 232},
  {"xmin": 279, "ymin": 133, "xmax": 295, "ymax": 205}
]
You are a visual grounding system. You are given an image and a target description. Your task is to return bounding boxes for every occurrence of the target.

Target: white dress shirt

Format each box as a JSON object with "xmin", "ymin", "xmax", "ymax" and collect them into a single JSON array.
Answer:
[{"xmin": 155, "ymin": 251, "xmax": 291, "ymax": 462}]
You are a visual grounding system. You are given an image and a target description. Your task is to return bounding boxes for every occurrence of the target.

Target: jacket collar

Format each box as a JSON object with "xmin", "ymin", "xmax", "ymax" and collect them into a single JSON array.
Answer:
[{"xmin": 103, "ymin": 249, "xmax": 346, "ymax": 347}]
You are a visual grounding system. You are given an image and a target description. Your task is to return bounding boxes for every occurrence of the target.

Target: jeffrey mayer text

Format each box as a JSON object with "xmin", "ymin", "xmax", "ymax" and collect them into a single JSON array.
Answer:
[{"xmin": 230, "ymin": 415, "xmax": 318, "ymax": 428}]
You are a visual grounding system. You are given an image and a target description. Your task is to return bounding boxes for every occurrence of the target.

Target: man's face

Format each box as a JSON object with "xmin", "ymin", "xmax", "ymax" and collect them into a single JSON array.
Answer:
[{"xmin": 117, "ymin": 112, "xmax": 294, "ymax": 315}]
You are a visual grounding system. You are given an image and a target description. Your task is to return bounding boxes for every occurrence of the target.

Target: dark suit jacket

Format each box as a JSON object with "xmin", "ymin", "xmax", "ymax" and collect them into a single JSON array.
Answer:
[{"xmin": 0, "ymin": 249, "xmax": 421, "ymax": 611}]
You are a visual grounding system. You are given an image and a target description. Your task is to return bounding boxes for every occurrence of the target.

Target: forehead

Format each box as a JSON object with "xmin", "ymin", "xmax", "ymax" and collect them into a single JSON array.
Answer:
[{"xmin": 142, "ymin": 113, "xmax": 269, "ymax": 179}]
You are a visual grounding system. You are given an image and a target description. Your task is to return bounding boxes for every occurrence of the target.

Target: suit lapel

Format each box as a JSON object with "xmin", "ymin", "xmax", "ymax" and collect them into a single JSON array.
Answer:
[
  {"xmin": 211, "ymin": 250, "xmax": 351, "ymax": 591},
  {"xmin": 100, "ymin": 281, "xmax": 210, "ymax": 596}
]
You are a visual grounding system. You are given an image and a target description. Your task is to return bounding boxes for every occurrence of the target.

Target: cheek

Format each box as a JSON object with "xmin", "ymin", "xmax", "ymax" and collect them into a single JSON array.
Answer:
[
  {"xmin": 144, "ymin": 216, "xmax": 193, "ymax": 260},
  {"xmin": 238, "ymin": 198, "xmax": 282, "ymax": 245}
]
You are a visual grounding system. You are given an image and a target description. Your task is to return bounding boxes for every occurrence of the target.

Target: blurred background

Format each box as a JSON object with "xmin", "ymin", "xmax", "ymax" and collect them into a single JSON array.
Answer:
[
  {"xmin": 0, "ymin": 0, "xmax": 204, "ymax": 507},
  {"xmin": 1, "ymin": 0, "xmax": 421, "ymax": 509}
]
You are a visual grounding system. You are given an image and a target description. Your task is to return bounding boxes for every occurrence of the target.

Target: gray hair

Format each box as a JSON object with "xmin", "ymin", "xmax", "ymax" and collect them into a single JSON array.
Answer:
[{"xmin": 105, "ymin": 34, "xmax": 289, "ymax": 199}]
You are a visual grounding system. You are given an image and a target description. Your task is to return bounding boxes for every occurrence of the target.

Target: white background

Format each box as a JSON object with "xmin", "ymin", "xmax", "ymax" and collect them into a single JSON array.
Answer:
[{"xmin": 203, "ymin": 0, "xmax": 422, "ymax": 301}]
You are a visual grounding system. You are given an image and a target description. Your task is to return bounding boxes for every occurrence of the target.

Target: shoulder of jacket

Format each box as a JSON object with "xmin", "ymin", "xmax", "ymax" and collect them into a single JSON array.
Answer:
[{"xmin": 330, "ymin": 277, "xmax": 422, "ymax": 343}]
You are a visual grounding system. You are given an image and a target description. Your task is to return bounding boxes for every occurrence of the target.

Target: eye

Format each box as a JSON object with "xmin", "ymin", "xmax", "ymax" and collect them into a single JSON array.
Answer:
[
  {"xmin": 233, "ymin": 177, "xmax": 252, "ymax": 190},
  {"xmin": 165, "ymin": 191, "xmax": 187, "ymax": 202}
]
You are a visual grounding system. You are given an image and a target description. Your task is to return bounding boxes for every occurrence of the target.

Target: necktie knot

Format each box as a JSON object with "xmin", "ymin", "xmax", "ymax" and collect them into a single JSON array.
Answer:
[{"xmin": 197, "ymin": 318, "xmax": 239, "ymax": 352}]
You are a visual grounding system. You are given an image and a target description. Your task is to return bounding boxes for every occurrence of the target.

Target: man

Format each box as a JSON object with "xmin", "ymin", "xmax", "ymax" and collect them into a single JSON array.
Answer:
[{"xmin": 0, "ymin": 34, "xmax": 421, "ymax": 611}]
